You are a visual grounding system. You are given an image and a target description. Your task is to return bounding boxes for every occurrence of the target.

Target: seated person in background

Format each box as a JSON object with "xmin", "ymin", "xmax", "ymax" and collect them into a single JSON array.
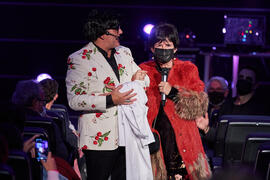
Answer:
[
  {"xmin": 222, "ymin": 66, "xmax": 270, "ymax": 116},
  {"xmin": 0, "ymin": 104, "xmax": 38, "ymax": 155},
  {"xmin": 198, "ymin": 76, "xmax": 229, "ymax": 157},
  {"xmin": 196, "ymin": 66, "xmax": 270, "ymax": 143},
  {"xmin": 39, "ymin": 78, "xmax": 78, "ymax": 149},
  {"xmin": 206, "ymin": 76, "xmax": 229, "ymax": 128},
  {"xmin": 11, "ymin": 80, "xmax": 69, "ymax": 161}
]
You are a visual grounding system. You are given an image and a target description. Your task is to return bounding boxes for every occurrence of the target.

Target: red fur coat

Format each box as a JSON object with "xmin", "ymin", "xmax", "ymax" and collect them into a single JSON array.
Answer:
[{"xmin": 139, "ymin": 59, "xmax": 211, "ymax": 180}]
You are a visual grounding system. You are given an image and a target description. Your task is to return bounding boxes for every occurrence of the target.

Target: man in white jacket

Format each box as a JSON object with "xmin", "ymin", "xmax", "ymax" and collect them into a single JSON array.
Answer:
[{"xmin": 66, "ymin": 10, "xmax": 149, "ymax": 180}]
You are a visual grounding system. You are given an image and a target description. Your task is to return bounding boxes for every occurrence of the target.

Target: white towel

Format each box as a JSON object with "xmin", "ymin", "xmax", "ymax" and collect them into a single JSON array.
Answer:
[{"xmin": 118, "ymin": 80, "xmax": 154, "ymax": 180}]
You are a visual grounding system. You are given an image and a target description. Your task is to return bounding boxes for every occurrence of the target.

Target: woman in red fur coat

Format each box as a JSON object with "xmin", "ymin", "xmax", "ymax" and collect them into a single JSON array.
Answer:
[{"xmin": 139, "ymin": 23, "xmax": 211, "ymax": 180}]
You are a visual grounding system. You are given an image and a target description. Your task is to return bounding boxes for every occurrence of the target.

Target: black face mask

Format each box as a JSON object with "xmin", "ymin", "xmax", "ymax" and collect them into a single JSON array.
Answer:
[
  {"xmin": 208, "ymin": 91, "xmax": 225, "ymax": 105},
  {"xmin": 237, "ymin": 79, "xmax": 253, "ymax": 95},
  {"xmin": 153, "ymin": 48, "xmax": 174, "ymax": 64}
]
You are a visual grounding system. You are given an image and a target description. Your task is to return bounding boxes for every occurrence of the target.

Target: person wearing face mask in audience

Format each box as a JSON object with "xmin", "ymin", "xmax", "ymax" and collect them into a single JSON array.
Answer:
[
  {"xmin": 196, "ymin": 66, "xmax": 270, "ymax": 144},
  {"xmin": 139, "ymin": 23, "xmax": 211, "ymax": 180},
  {"xmin": 206, "ymin": 76, "xmax": 229, "ymax": 128},
  {"xmin": 222, "ymin": 66, "xmax": 270, "ymax": 116},
  {"xmin": 196, "ymin": 77, "xmax": 229, "ymax": 159}
]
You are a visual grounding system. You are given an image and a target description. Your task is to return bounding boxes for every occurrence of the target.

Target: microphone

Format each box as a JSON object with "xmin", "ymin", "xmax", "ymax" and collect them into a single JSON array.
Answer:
[
  {"xmin": 105, "ymin": 31, "xmax": 119, "ymax": 40},
  {"xmin": 161, "ymin": 68, "xmax": 170, "ymax": 106}
]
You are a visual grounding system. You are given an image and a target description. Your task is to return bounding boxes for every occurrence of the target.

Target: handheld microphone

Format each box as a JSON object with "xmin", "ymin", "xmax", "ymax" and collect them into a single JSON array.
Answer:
[
  {"xmin": 161, "ymin": 68, "xmax": 170, "ymax": 106},
  {"xmin": 105, "ymin": 31, "xmax": 119, "ymax": 40}
]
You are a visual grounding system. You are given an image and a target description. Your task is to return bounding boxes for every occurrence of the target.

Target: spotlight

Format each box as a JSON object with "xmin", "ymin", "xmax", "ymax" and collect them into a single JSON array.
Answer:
[
  {"xmin": 143, "ymin": 24, "xmax": 154, "ymax": 35},
  {"xmin": 36, "ymin": 73, "xmax": 52, "ymax": 82},
  {"xmin": 222, "ymin": 28, "xmax": 226, "ymax": 34}
]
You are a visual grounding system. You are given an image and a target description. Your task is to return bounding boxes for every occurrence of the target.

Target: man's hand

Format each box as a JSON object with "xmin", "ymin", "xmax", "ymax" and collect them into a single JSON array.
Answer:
[
  {"xmin": 158, "ymin": 82, "xmax": 172, "ymax": 95},
  {"xmin": 132, "ymin": 70, "xmax": 147, "ymax": 81},
  {"xmin": 195, "ymin": 113, "xmax": 210, "ymax": 134},
  {"xmin": 110, "ymin": 84, "xmax": 137, "ymax": 105}
]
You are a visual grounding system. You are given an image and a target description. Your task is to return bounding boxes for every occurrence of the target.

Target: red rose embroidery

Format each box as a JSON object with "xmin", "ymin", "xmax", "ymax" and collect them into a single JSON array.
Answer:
[
  {"xmin": 91, "ymin": 104, "xmax": 96, "ymax": 108},
  {"xmin": 83, "ymin": 49, "xmax": 88, "ymax": 53},
  {"xmin": 109, "ymin": 82, "xmax": 115, "ymax": 87},
  {"xmin": 91, "ymin": 93, "xmax": 95, "ymax": 96},
  {"xmin": 104, "ymin": 77, "xmax": 111, "ymax": 84},
  {"xmin": 82, "ymin": 145, "xmax": 88, "ymax": 150},
  {"xmin": 90, "ymin": 131, "xmax": 110, "ymax": 146},
  {"xmin": 96, "ymin": 113, "xmax": 102, "ymax": 118},
  {"xmin": 75, "ymin": 91, "xmax": 80, "ymax": 95},
  {"xmin": 97, "ymin": 132, "xmax": 102, "ymax": 136},
  {"xmin": 88, "ymin": 72, "xmax": 92, "ymax": 76},
  {"xmin": 92, "ymin": 67, "xmax": 96, "ymax": 71},
  {"xmin": 82, "ymin": 91, "xmax": 86, "ymax": 95},
  {"xmin": 82, "ymin": 56, "xmax": 86, "ymax": 59},
  {"xmin": 118, "ymin": 64, "xmax": 123, "ymax": 70}
]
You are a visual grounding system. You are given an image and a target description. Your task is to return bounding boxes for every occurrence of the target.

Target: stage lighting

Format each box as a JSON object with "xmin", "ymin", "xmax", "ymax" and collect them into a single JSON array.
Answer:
[
  {"xmin": 222, "ymin": 28, "xmax": 226, "ymax": 34},
  {"xmin": 143, "ymin": 24, "xmax": 154, "ymax": 35},
  {"xmin": 224, "ymin": 15, "xmax": 265, "ymax": 46},
  {"xmin": 179, "ymin": 28, "xmax": 196, "ymax": 47},
  {"xmin": 36, "ymin": 73, "xmax": 52, "ymax": 82}
]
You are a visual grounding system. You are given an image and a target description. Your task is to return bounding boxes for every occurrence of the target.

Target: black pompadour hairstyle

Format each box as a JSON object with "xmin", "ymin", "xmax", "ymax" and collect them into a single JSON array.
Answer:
[
  {"xmin": 148, "ymin": 23, "xmax": 180, "ymax": 48},
  {"xmin": 84, "ymin": 10, "xmax": 120, "ymax": 42}
]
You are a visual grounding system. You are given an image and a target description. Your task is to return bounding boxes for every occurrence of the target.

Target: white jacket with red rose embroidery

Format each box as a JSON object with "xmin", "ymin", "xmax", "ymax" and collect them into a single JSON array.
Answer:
[{"xmin": 66, "ymin": 42, "xmax": 149, "ymax": 150}]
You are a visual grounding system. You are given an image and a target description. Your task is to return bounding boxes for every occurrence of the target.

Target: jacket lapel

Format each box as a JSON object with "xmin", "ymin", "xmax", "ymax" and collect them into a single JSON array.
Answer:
[{"xmin": 87, "ymin": 42, "xmax": 120, "ymax": 84}]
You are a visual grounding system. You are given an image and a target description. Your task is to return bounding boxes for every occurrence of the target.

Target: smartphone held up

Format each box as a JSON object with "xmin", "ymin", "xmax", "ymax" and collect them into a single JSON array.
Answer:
[{"xmin": 35, "ymin": 138, "xmax": 48, "ymax": 161}]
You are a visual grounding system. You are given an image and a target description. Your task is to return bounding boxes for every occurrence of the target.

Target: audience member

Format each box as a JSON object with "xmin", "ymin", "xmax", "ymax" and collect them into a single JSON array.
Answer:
[
  {"xmin": 197, "ymin": 76, "xmax": 229, "ymax": 155},
  {"xmin": 196, "ymin": 66, "xmax": 270, "ymax": 144},
  {"xmin": 11, "ymin": 80, "xmax": 69, "ymax": 161},
  {"xmin": 205, "ymin": 76, "xmax": 229, "ymax": 128},
  {"xmin": 39, "ymin": 78, "xmax": 59, "ymax": 110},
  {"xmin": 41, "ymin": 152, "xmax": 60, "ymax": 180},
  {"xmin": 222, "ymin": 66, "xmax": 270, "ymax": 116},
  {"xmin": 39, "ymin": 78, "xmax": 78, "ymax": 149}
]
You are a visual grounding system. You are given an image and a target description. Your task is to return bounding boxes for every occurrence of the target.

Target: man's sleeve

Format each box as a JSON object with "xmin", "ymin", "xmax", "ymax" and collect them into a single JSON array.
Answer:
[{"xmin": 66, "ymin": 54, "xmax": 107, "ymax": 112}]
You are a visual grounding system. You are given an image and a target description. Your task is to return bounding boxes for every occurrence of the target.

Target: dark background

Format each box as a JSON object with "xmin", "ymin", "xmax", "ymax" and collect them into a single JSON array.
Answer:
[{"xmin": 1, "ymin": 0, "xmax": 270, "ymax": 107}]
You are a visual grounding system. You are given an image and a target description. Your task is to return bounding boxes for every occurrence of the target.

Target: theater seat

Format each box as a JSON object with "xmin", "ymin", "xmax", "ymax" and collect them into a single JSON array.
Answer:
[
  {"xmin": 0, "ymin": 163, "xmax": 15, "ymax": 180},
  {"xmin": 254, "ymin": 142, "xmax": 270, "ymax": 179},
  {"xmin": 23, "ymin": 126, "xmax": 49, "ymax": 141},
  {"xmin": 25, "ymin": 116, "xmax": 56, "ymax": 153},
  {"xmin": 213, "ymin": 115, "xmax": 270, "ymax": 167},
  {"xmin": 241, "ymin": 133, "xmax": 270, "ymax": 166},
  {"xmin": 7, "ymin": 150, "xmax": 32, "ymax": 180}
]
